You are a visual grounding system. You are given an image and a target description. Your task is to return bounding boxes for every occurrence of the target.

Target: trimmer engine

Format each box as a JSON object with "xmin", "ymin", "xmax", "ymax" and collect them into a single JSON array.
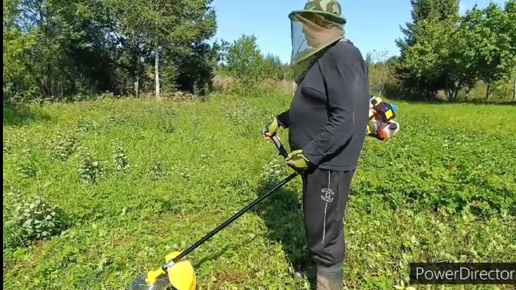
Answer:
[{"xmin": 367, "ymin": 96, "xmax": 400, "ymax": 141}]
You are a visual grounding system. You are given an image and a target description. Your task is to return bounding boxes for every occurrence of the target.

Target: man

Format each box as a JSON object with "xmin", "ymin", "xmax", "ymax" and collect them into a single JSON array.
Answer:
[{"xmin": 262, "ymin": 1, "xmax": 370, "ymax": 289}]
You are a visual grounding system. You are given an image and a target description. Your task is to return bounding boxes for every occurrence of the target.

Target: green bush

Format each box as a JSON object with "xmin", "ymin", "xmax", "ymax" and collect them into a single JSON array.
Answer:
[
  {"xmin": 218, "ymin": 34, "xmax": 292, "ymax": 90},
  {"xmin": 4, "ymin": 194, "xmax": 70, "ymax": 249}
]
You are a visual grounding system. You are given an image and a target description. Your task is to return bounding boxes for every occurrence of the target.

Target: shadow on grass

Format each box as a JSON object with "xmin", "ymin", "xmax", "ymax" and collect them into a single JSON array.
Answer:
[
  {"xmin": 194, "ymin": 236, "xmax": 257, "ymax": 268},
  {"xmin": 3, "ymin": 103, "xmax": 51, "ymax": 127},
  {"xmin": 392, "ymin": 98, "xmax": 516, "ymax": 106},
  {"xmin": 250, "ymin": 174, "xmax": 314, "ymax": 280},
  {"xmin": 454, "ymin": 100, "xmax": 516, "ymax": 106},
  {"xmin": 381, "ymin": 87, "xmax": 516, "ymax": 106}
]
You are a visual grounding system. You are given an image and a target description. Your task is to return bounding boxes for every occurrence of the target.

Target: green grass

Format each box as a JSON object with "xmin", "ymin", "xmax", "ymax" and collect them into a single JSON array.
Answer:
[{"xmin": 3, "ymin": 91, "xmax": 516, "ymax": 290}]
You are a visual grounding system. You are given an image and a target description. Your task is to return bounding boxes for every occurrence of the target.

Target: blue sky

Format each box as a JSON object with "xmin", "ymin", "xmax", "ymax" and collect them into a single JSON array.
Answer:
[{"xmin": 209, "ymin": 0, "xmax": 507, "ymax": 64}]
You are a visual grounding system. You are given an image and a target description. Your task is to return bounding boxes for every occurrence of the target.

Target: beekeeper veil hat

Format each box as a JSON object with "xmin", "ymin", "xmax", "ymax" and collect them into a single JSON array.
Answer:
[{"xmin": 289, "ymin": 0, "xmax": 346, "ymax": 83}]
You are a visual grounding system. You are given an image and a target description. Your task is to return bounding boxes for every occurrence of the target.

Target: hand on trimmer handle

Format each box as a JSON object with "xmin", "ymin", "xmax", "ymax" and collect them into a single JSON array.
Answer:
[
  {"xmin": 271, "ymin": 135, "xmax": 288, "ymax": 159},
  {"xmin": 270, "ymin": 135, "xmax": 302, "ymax": 177},
  {"xmin": 270, "ymin": 135, "xmax": 307, "ymax": 176}
]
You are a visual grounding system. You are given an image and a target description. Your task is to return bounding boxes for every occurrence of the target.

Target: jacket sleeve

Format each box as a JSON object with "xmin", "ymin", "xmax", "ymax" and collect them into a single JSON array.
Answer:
[
  {"xmin": 302, "ymin": 53, "xmax": 364, "ymax": 166},
  {"xmin": 276, "ymin": 110, "xmax": 290, "ymax": 128}
]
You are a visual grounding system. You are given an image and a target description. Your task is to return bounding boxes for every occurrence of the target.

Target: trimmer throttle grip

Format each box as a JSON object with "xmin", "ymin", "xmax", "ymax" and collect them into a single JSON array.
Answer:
[{"xmin": 271, "ymin": 135, "xmax": 288, "ymax": 159}]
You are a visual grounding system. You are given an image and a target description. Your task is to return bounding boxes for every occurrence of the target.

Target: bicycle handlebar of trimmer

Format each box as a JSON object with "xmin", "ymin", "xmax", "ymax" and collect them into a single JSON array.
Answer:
[{"xmin": 271, "ymin": 135, "xmax": 288, "ymax": 159}]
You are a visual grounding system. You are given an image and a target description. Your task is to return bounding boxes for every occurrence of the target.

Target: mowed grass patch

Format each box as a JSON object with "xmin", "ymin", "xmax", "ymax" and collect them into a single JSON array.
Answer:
[{"xmin": 3, "ymin": 93, "xmax": 516, "ymax": 289}]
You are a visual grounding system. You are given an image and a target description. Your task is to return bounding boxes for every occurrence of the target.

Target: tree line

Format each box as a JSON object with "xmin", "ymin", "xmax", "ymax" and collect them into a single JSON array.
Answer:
[
  {"xmin": 381, "ymin": 0, "xmax": 515, "ymax": 102},
  {"xmin": 4, "ymin": 0, "xmax": 221, "ymax": 102},
  {"xmin": 3, "ymin": 0, "xmax": 515, "ymax": 104}
]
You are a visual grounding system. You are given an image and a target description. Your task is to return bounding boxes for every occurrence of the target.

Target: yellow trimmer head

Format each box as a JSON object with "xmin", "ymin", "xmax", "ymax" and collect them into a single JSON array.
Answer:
[
  {"xmin": 130, "ymin": 252, "xmax": 196, "ymax": 290},
  {"xmin": 129, "ymin": 136, "xmax": 298, "ymax": 290}
]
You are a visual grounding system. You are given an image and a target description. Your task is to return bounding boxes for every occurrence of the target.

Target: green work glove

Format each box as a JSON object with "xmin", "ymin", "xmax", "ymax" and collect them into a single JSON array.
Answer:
[
  {"xmin": 263, "ymin": 117, "xmax": 281, "ymax": 140},
  {"xmin": 286, "ymin": 149, "xmax": 311, "ymax": 172}
]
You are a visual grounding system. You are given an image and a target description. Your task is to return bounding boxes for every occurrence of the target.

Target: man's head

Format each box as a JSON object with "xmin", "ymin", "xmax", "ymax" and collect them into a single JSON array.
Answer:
[
  {"xmin": 288, "ymin": 0, "xmax": 346, "ymax": 83},
  {"xmin": 298, "ymin": 12, "xmax": 341, "ymax": 47},
  {"xmin": 289, "ymin": 0, "xmax": 346, "ymax": 60}
]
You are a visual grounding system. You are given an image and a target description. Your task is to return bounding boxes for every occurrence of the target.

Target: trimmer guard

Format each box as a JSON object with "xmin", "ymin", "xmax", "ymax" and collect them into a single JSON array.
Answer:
[
  {"xmin": 166, "ymin": 252, "xmax": 197, "ymax": 290},
  {"xmin": 130, "ymin": 252, "xmax": 196, "ymax": 290}
]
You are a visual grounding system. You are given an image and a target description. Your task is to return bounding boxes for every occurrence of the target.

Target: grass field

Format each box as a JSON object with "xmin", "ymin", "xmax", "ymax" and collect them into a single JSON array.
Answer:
[{"xmin": 3, "ymin": 90, "xmax": 516, "ymax": 290}]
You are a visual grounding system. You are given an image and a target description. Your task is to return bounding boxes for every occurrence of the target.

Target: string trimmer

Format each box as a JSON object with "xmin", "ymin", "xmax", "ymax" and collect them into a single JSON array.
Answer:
[{"xmin": 130, "ymin": 135, "xmax": 298, "ymax": 290}]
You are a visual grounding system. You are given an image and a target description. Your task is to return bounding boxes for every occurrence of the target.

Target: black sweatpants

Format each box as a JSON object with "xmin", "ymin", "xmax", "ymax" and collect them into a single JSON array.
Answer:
[{"xmin": 301, "ymin": 167, "xmax": 354, "ymax": 268}]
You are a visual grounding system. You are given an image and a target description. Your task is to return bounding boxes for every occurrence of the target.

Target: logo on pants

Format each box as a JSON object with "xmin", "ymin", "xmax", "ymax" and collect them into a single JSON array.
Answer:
[{"xmin": 321, "ymin": 187, "xmax": 335, "ymax": 202}]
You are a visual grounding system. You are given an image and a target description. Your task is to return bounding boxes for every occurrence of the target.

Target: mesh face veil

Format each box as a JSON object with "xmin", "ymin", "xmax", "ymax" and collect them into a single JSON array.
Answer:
[{"xmin": 289, "ymin": 0, "xmax": 346, "ymax": 83}]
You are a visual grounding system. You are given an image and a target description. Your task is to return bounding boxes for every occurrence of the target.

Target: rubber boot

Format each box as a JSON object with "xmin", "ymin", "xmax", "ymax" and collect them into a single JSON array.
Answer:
[
  {"xmin": 315, "ymin": 262, "xmax": 343, "ymax": 290},
  {"xmin": 293, "ymin": 266, "xmax": 316, "ymax": 281},
  {"xmin": 293, "ymin": 255, "xmax": 316, "ymax": 281}
]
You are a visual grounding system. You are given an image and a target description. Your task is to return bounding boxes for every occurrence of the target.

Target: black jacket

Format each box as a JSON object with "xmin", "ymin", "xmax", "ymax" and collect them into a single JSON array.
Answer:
[{"xmin": 277, "ymin": 40, "xmax": 370, "ymax": 171}]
